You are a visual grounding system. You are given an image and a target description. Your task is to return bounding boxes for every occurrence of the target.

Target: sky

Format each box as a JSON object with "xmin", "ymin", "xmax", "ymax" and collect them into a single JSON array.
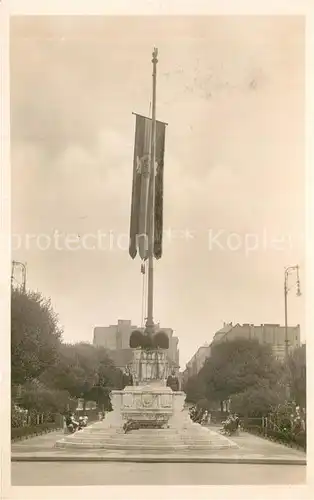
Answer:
[{"xmin": 11, "ymin": 16, "xmax": 305, "ymax": 367}]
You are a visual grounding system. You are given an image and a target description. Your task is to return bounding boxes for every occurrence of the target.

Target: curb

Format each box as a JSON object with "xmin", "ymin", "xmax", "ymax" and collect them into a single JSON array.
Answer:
[
  {"xmin": 11, "ymin": 455, "xmax": 306, "ymax": 465},
  {"xmin": 11, "ymin": 428, "xmax": 63, "ymax": 443}
]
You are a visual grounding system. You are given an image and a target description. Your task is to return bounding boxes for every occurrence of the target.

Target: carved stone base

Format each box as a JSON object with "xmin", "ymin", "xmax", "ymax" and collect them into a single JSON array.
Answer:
[
  {"xmin": 110, "ymin": 384, "xmax": 180, "ymax": 428},
  {"xmin": 131, "ymin": 349, "xmax": 169, "ymax": 385}
]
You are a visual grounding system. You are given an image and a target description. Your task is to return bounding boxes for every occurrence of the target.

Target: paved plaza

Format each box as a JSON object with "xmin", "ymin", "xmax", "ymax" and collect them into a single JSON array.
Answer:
[
  {"xmin": 11, "ymin": 461, "xmax": 306, "ymax": 486},
  {"xmin": 11, "ymin": 425, "xmax": 306, "ymax": 464},
  {"xmin": 11, "ymin": 425, "xmax": 306, "ymax": 485}
]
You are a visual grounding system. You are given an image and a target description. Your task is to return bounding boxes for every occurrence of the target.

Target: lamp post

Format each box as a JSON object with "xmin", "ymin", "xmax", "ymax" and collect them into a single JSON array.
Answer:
[
  {"xmin": 11, "ymin": 260, "xmax": 27, "ymax": 291},
  {"xmin": 284, "ymin": 265, "xmax": 301, "ymax": 360}
]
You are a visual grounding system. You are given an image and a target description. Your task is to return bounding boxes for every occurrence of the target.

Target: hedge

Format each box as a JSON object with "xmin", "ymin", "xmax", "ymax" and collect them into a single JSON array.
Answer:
[
  {"xmin": 11, "ymin": 422, "xmax": 61, "ymax": 441},
  {"xmin": 11, "ymin": 409, "xmax": 100, "ymax": 442}
]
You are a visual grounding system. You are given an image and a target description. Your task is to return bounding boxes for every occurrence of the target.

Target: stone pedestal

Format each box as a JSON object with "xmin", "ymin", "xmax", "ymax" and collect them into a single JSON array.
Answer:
[
  {"xmin": 120, "ymin": 384, "xmax": 173, "ymax": 427},
  {"xmin": 98, "ymin": 390, "xmax": 124, "ymax": 429},
  {"xmin": 93, "ymin": 349, "xmax": 179, "ymax": 430},
  {"xmin": 99, "ymin": 387, "xmax": 187, "ymax": 432},
  {"xmin": 167, "ymin": 390, "xmax": 187, "ymax": 429},
  {"xmin": 55, "ymin": 348, "xmax": 238, "ymax": 453}
]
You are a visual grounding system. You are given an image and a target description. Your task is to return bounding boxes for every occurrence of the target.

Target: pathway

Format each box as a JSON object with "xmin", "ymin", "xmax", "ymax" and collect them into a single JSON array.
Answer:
[{"xmin": 11, "ymin": 426, "xmax": 306, "ymax": 464}]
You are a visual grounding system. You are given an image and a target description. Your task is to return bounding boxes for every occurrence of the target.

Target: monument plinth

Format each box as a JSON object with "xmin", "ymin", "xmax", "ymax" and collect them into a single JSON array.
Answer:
[{"xmin": 100, "ymin": 348, "xmax": 183, "ymax": 430}]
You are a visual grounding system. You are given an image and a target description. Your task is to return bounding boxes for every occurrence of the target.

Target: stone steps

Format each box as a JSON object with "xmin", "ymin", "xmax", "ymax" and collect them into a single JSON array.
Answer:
[
  {"xmin": 56, "ymin": 437, "xmax": 234, "ymax": 451},
  {"xmin": 56, "ymin": 443, "xmax": 233, "ymax": 451},
  {"xmin": 61, "ymin": 427, "xmax": 215, "ymax": 439},
  {"xmin": 57, "ymin": 433, "xmax": 227, "ymax": 443},
  {"xmin": 55, "ymin": 424, "xmax": 238, "ymax": 452}
]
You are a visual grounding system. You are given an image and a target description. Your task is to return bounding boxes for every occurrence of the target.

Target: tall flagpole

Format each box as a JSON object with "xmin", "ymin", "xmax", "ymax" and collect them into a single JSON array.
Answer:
[{"xmin": 145, "ymin": 47, "xmax": 158, "ymax": 336}]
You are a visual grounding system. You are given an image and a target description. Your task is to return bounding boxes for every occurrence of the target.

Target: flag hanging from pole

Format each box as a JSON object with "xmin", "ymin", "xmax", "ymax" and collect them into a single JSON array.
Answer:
[
  {"xmin": 129, "ymin": 113, "xmax": 166, "ymax": 260},
  {"xmin": 129, "ymin": 114, "xmax": 151, "ymax": 259},
  {"xmin": 154, "ymin": 120, "xmax": 166, "ymax": 259}
]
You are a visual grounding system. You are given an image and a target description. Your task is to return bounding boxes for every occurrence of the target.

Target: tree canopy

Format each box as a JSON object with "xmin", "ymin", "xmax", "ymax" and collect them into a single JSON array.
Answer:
[
  {"xmin": 200, "ymin": 338, "xmax": 282, "ymax": 404},
  {"xmin": 230, "ymin": 381, "xmax": 286, "ymax": 417},
  {"xmin": 11, "ymin": 287, "xmax": 123, "ymax": 414},
  {"xmin": 11, "ymin": 288, "xmax": 62, "ymax": 385},
  {"xmin": 184, "ymin": 375, "xmax": 206, "ymax": 405},
  {"xmin": 19, "ymin": 380, "xmax": 73, "ymax": 414},
  {"xmin": 288, "ymin": 344, "xmax": 306, "ymax": 408},
  {"xmin": 40, "ymin": 342, "xmax": 123, "ymax": 402},
  {"xmin": 184, "ymin": 338, "xmax": 286, "ymax": 416}
]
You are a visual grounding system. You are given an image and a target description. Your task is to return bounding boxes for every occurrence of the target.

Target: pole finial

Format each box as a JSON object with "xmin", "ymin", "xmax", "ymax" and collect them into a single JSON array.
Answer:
[{"xmin": 152, "ymin": 47, "xmax": 158, "ymax": 63}]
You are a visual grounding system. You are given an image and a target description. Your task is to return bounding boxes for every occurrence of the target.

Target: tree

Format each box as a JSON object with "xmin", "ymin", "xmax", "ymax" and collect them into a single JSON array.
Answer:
[
  {"xmin": 79, "ymin": 345, "xmax": 124, "ymax": 408},
  {"xmin": 11, "ymin": 286, "xmax": 124, "ymax": 419},
  {"xmin": 11, "ymin": 288, "xmax": 62, "ymax": 385},
  {"xmin": 288, "ymin": 344, "xmax": 306, "ymax": 408},
  {"xmin": 19, "ymin": 380, "xmax": 73, "ymax": 415},
  {"xmin": 184, "ymin": 375, "xmax": 206, "ymax": 405},
  {"xmin": 200, "ymin": 338, "xmax": 282, "ymax": 405},
  {"xmin": 39, "ymin": 343, "xmax": 97, "ymax": 400},
  {"xmin": 39, "ymin": 342, "xmax": 123, "ymax": 407},
  {"xmin": 230, "ymin": 381, "xmax": 286, "ymax": 417}
]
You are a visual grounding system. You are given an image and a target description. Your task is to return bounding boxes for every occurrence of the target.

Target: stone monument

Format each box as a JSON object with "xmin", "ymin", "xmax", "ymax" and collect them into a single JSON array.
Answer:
[
  {"xmin": 55, "ymin": 48, "xmax": 238, "ymax": 454},
  {"xmin": 100, "ymin": 346, "xmax": 185, "ymax": 431}
]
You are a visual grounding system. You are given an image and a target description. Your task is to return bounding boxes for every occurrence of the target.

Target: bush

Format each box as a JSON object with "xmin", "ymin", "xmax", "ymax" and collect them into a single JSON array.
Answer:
[
  {"xmin": 230, "ymin": 384, "xmax": 285, "ymax": 418},
  {"xmin": 19, "ymin": 383, "xmax": 72, "ymax": 415},
  {"xmin": 11, "ymin": 422, "xmax": 61, "ymax": 441},
  {"xmin": 243, "ymin": 423, "xmax": 306, "ymax": 451},
  {"xmin": 11, "ymin": 404, "xmax": 27, "ymax": 428}
]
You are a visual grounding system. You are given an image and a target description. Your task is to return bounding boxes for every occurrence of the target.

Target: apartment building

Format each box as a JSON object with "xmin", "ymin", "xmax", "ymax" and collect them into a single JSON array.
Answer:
[
  {"xmin": 182, "ymin": 322, "xmax": 301, "ymax": 385},
  {"xmin": 211, "ymin": 322, "xmax": 300, "ymax": 360},
  {"xmin": 182, "ymin": 343, "xmax": 211, "ymax": 386}
]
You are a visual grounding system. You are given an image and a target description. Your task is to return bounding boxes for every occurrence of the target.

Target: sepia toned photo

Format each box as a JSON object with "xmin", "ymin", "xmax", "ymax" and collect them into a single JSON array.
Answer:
[{"xmin": 10, "ymin": 15, "xmax": 306, "ymax": 486}]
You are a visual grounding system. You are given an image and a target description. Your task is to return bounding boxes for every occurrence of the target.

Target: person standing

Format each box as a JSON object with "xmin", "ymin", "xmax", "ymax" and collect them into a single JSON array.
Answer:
[
  {"xmin": 166, "ymin": 369, "xmax": 179, "ymax": 391},
  {"xmin": 122, "ymin": 367, "xmax": 134, "ymax": 388}
]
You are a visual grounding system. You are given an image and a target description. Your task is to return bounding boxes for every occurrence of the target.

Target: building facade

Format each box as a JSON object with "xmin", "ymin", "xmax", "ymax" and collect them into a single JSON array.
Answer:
[
  {"xmin": 211, "ymin": 322, "xmax": 301, "ymax": 361},
  {"xmin": 93, "ymin": 319, "xmax": 180, "ymax": 371},
  {"xmin": 182, "ymin": 343, "xmax": 211, "ymax": 387},
  {"xmin": 94, "ymin": 320, "xmax": 138, "ymax": 351},
  {"xmin": 182, "ymin": 322, "xmax": 301, "ymax": 385}
]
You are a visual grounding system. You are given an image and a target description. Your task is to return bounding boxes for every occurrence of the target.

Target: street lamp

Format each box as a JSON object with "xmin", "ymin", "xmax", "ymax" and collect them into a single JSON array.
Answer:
[
  {"xmin": 284, "ymin": 265, "xmax": 301, "ymax": 361},
  {"xmin": 11, "ymin": 260, "xmax": 27, "ymax": 292}
]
